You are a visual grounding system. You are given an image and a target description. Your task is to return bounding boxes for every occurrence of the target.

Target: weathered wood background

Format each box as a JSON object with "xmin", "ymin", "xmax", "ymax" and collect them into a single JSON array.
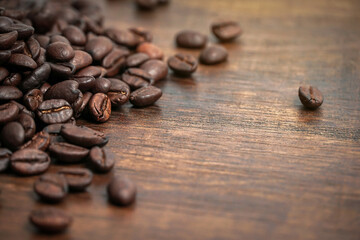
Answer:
[{"xmin": 1, "ymin": 0, "xmax": 360, "ymax": 239}]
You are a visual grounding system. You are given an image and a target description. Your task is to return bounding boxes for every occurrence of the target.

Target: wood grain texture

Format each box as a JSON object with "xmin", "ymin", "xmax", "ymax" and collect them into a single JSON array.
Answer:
[{"xmin": 1, "ymin": 0, "xmax": 360, "ymax": 239}]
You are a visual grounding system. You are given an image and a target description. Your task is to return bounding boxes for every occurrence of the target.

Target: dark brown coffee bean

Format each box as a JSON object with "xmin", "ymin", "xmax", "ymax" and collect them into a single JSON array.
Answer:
[
  {"xmin": 46, "ymin": 42, "xmax": 75, "ymax": 62},
  {"xmin": 105, "ymin": 28, "xmax": 140, "ymax": 48},
  {"xmin": 16, "ymin": 113, "xmax": 36, "ymax": 140},
  {"xmin": 23, "ymin": 89, "xmax": 43, "ymax": 112},
  {"xmin": 34, "ymin": 173, "xmax": 68, "ymax": 202},
  {"xmin": 75, "ymin": 91, "xmax": 92, "ymax": 118},
  {"xmin": 62, "ymin": 25, "xmax": 86, "ymax": 46},
  {"xmin": 75, "ymin": 65, "xmax": 102, "ymax": 78},
  {"xmin": 21, "ymin": 131, "xmax": 50, "ymax": 151},
  {"xmin": 35, "ymin": 47, "xmax": 46, "ymax": 66},
  {"xmin": 88, "ymin": 93, "xmax": 111, "ymax": 122},
  {"xmin": 49, "ymin": 62, "xmax": 76, "ymax": 79},
  {"xmin": 49, "ymin": 142, "xmax": 89, "ymax": 163},
  {"xmin": 25, "ymin": 36, "xmax": 40, "ymax": 59},
  {"xmin": 0, "ymin": 102, "xmax": 19, "ymax": 124},
  {"xmin": 1, "ymin": 121, "xmax": 25, "ymax": 150},
  {"xmin": 0, "ymin": 49, "xmax": 10, "ymax": 64},
  {"xmin": 199, "ymin": 45, "xmax": 228, "ymax": 65},
  {"xmin": 0, "ymin": 16, "xmax": 13, "ymax": 31},
  {"xmin": 0, "ymin": 66, "xmax": 8, "ymax": 82},
  {"xmin": 107, "ymin": 176, "xmax": 136, "ymax": 206},
  {"xmin": 130, "ymin": 85, "xmax": 162, "ymax": 107},
  {"xmin": 71, "ymin": 76, "xmax": 95, "ymax": 92},
  {"xmin": 136, "ymin": 0, "xmax": 158, "ymax": 9},
  {"xmin": 3, "ymin": 72, "xmax": 21, "ymax": 87},
  {"xmin": 9, "ymin": 100, "xmax": 34, "ymax": 118},
  {"xmin": 168, "ymin": 53, "xmax": 198, "ymax": 75},
  {"xmin": 91, "ymin": 77, "xmax": 111, "ymax": 94},
  {"xmin": 0, "ymin": 86, "xmax": 22, "ymax": 101},
  {"xmin": 0, "ymin": 148, "xmax": 11, "ymax": 172},
  {"xmin": 102, "ymin": 47, "xmax": 129, "ymax": 68},
  {"xmin": 136, "ymin": 42, "xmax": 163, "ymax": 59},
  {"xmin": 9, "ymin": 40, "xmax": 25, "ymax": 53},
  {"xmin": 49, "ymin": 35, "xmax": 71, "ymax": 45},
  {"xmin": 121, "ymin": 68, "xmax": 152, "ymax": 90},
  {"xmin": 4, "ymin": 23, "xmax": 34, "ymax": 40},
  {"xmin": 129, "ymin": 27, "xmax": 153, "ymax": 43},
  {"xmin": 89, "ymin": 146, "xmax": 115, "ymax": 172},
  {"xmin": 0, "ymin": 31, "xmax": 18, "ymax": 50},
  {"xmin": 29, "ymin": 207, "xmax": 72, "ymax": 233},
  {"xmin": 35, "ymin": 35, "xmax": 50, "ymax": 49},
  {"xmin": 58, "ymin": 168, "xmax": 93, "ymax": 191},
  {"xmin": 43, "ymin": 123, "xmax": 68, "ymax": 135},
  {"xmin": 211, "ymin": 20, "xmax": 242, "ymax": 42},
  {"xmin": 21, "ymin": 63, "xmax": 51, "ymax": 92},
  {"xmin": 104, "ymin": 57, "xmax": 125, "ymax": 77},
  {"xmin": 61, "ymin": 124, "xmax": 109, "ymax": 148},
  {"xmin": 107, "ymin": 78, "xmax": 130, "ymax": 106},
  {"xmin": 44, "ymin": 80, "xmax": 83, "ymax": 109},
  {"xmin": 298, "ymin": 86, "xmax": 324, "ymax": 109},
  {"xmin": 126, "ymin": 53, "xmax": 150, "ymax": 68},
  {"xmin": 8, "ymin": 53, "xmax": 37, "ymax": 71},
  {"xmin": 37, "ymin": 99, "xmax": 73, "ymax": 124},
  {"xmin": 176, "ymin": 30, "xmax": 207, "ymax": 49},
  {"xmin": 10, "ymin": 149, "xmax": 50, "ymax": 175},
  {"xmin": 85, "ymin": 36, "xmax": 113, "ymax": 61},
  {"xmin": 69, "ymin": 50, "xmax": 93, "ymax": 71},
  {"xmin": 140, "ymin": 59, "xmax": 168, "ymax": 82}
]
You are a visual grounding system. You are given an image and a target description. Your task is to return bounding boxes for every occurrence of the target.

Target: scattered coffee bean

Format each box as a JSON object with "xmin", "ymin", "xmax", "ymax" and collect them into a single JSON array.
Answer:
[
  {"xmin": 10, "ymin": 149, "xmax": 50, "ymax": 175},
  {"xmin": 89, "ymin": 146, "xmax": 115, "ymax": 172},
  {"xmin": 130, "ymin": 85, "xmax": 162, "ymax": 107},
  {"xmin": 140, "ymin": 59, "xmax": 168, "ymax": 82},
  {"xmin": 29, "ymin": 207, "xmax": 72, "ymax": 233},
  {"xmin": 136, "ymin": 42, "xmax": 163, "ymax": 60},
  {"xmin": 60, "ymin": 124, "xmax": 109, "ymax": 148},
  {"xmin": 175, "ymin": 30, "xmax": 207, "ymax": 49},
  {"xmin": 34, "ymin": 173, "xmax": 68, "ymax": 202},
  {"xmin": 44, "ymin": 80, "xmax": 83, "ymax": 109},
  {"xmin": 88, "ymin": 93, "xmax": 111, "ymax": 122},
  {"xmin": 211, "ymin": 20, "xmax": 242, "ymax": 42},
  {"xmin": 298, "ymin": 86, "xmax": 324, "ymax": 109},
  {"xmin": 0, "ymin": 148, "xmax": 11, "ymax": 172},
  {"xmin": 49, "ymin": 142, "xmax": 89, "ymax": 163},
  {"xmin": 199, "ymin": 45, "xmax": 228, "ymax": 65},
  {"xmin": 58, "ymin": 168, "xmax": 93, "ymax": 191},
  {"xmin": 168, "ymin": 53, "xmax": 198, "ymax": 76},
  {"xmin": 107, "ymin": 176, "xmax": 136, "ymax": 206},
  {"xmin": 105, "ymin": 28, "xmax": 140, "ymax": 48}
]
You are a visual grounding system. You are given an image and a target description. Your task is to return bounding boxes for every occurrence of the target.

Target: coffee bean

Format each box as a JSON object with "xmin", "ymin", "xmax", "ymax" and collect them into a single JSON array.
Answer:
[
  {"xmin": 69, "ymin": 50, "xmax": 93, "ymax": 71},
  {"xmin": 175, "ymin": 30, "xmax": 207, "ymax": 48},
  {"xmin": 89, "ymin": 146, "xmax": 115, "ymax": 172},
  {"xmin": 29, "ymin": 207, "xmax": 72, "ymax": 233},
  {"xmin": 21, "ymin": 131, "xmax": 50, "ymax": 151},
  {"xmin": 105, "ymin": 28, "xmax": 140, "ymax": 48},
  {"xmin": 168, "ymin": 53, "xmax": 198, "ymax": 75},
  {"xmin": 46, "ymin": 42, "xmax": 75, "ymax": 62},
  {"xmin": 62, "ymin": 25, "xmax": 86, "ymax": 46},
  {"xmin": 126, "ymin": 53, "xmax": 150, "ymax": 68},
  {"xmin": 43, "ymin": 123, "xmax": 67, "ymax": 135},
  {"xmin": 129, "ymin": 85, "xmax": 162, "ymax": 107},
  {"xmin": 0, "ymin": 148, "xmax": 11, "ymax": 172},
  {"xmin": 71, "ymin": 76, "xmax": 95, "ymax": 92},
  {"xmin": 0, "ymin": 50, "xmax": 10, "ymax": 64},
  {"xmin": 23, "ymin": 89, "xmax": 43, "ymax": 112},
  {"xmin": 122, "ymin": 68, "xmax": 152, "ymax": 90},
  {"xmin": 49, "ymin": 35, "xmax": 71, "ymax": 45},
  {"xmin": 0, "ymin": 86, "xmax": 22, "ymax": 101},
  {"xmin": 39, "ymin": 82, "xmax": 51, "ymax": 95},
  {"xmin": 88, "ymin": 93, "xmax": 111, "ymax": 122},
  {"xmin": 0, "ymin": 31, "xmax": 18, "ymax": 50},
  {"xmin": 129, "ymin": 27, "xmax": 153, "ymax": 43},
  {"xmin": 107, "ymin": 78, "xmax": 130, "ymax": 106},
  {"xmin": 25, "ymin": 36, "xmax": 40, "ymax": 59},
  {"xmin": 211, "ymin": 20, "xmax": 242, "ymax": 42},
  {"xmin": 16, "ymin": 113, "xmax": 36, "ymax": 140},
  {"xmin": 49, "ymin": 142, "xmax": 89, "ymax": 163},
  {"xmin": 58, "ymin": 168, "xmax": 93, "ymax": 191},
  {"xmin": 91, "ymin": 77, "xmax": 111, "ymax": 94},
  {"xmin": 75, "ymin": 65, "xmax": 102, "ymax": 78},
  {"xmin": 75, "ymin": 91, "xmax": 92, "ymax": 118},
  {"xmin": 4, "ymin": 23, "xmax": 34, "ymax": 40},
  {"xmin": 61, "ymin": 124, "xmax": 109, "ymax": 148},
  {"xmin": 34, "ymin": 173, "xmax": 68, "ymax": 202},
  {"xmin": 102, "ymin": 47, "xmax": 129, "ymax": 69},
  {"xmin": 9, "ymin": 40, "xmax": 25, "ymax": 54},
  {"xmin": 140, "ymin": 59, "xmax": 168, "ymax": 82},
  {"xmin": 37, "ymin": 99, "xmax": 73, "ymax": 124},
  {"xmin": 104, "ymin": 57, "xmax": 125, "ymax": 77},
  {"xmin": 3, "ymin": 72, "xmax": 21, "ymax": 87},
  {"xmin": 35, "ymin": 35, "xmax": 50, "ymax": 48},
  {"xmin": 0, "ymin": 16, "xmax": 13, "ymax": 31},
  {"xmin": 35, "ymin": 47, "xmax": 46, "ymax": 66},
  {"xmin": 44, "ymin": 80, "xmax": 83, "ymax": 110},
  {"xmin": 0, "ymin": 121, "xmax": 25, "ymax": 150},
  {"xmin": 136, "ymin": 0, "xmax": 158, "ymax": 10},
  {"xmin": 10, "ymin": 149, "xmax": 50, "ymax": 175},
  {"xmin": 107, "ymin": 176, "xmax": 136, "ymax": 206},
  {"xmin": 85, "ymin": 36, "xmax": 113, "ymax": 61},
  {"xmin": 8, "ymin": 53, "xmax": 37, "ymax": 71},
  {"xmin": 21, "ymin": 62, "xmax": 51, "ymax": 92},
  {"xmin": 136, "ymin": 42, "xmax": 163, "ymax": 60},
  {"xmin": 49, "ymin": 62, "xmax": 76, "ymax": 79},
  {"xmin": 298, "ymin": 86, "xmax": 324, "ymax": 109},
  {"xmin": 199, "ymin": 45, "xmax": 228, "ymax": 65}
]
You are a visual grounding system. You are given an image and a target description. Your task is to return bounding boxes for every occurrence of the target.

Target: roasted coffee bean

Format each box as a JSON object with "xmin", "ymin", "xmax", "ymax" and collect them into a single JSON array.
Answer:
[
  {"xmin": 29, "ymin": 207, "xmax": 72, "ymax": 233},
  {"xmin": 168, "ymin": 53, "xmax": 198, "ymax": 75},
  {"xmin": 0, "ymin": 66, "xmax": 8, "ymax": 82},
  {"xmin": 34, "ymin": 173, "xmax": 68, "ymax": 202},
  {"xmin": 9, "ymin": 40, "xmax": 25, "ymax": 53},
  {"xmin": 136, "ymin": 0, "xmax": 158, "ymax": 10},
  {"xmin": 130, "ymin": 85, "xmax": 162, "ymax": 107},
  {"xmin": 0, "ymin": 16, "xmax": 13, "ymax": 31},
  {"xmin": 49, "ymin": 142, "xmax": 89, "ymax": 163},
  {"xmin": 21, "ymin": 62, "xmax": 51, "ymax": 91},
  {"xmin": 40, "ymin": 82, "xmax": 51, "ymax": 95},
  {"xmin": 43, "ymin": 123, "xmax": 68, "ymax": 135},
  {"xmin": 175, "ymin": 30, "xmax": 207, "ymax": 48},
  {"xmin": 129, "ymin": 27, "xmax": 153, "ymax": 43},
  {"xmin": 89, "ymin": 146, "xmax": 115, "ymax": 172},
  {"xmin": 75, "ymin": 65, "xmax": 102, "ymax": 78},
  {"xmin": 1, "ymin": 121, "xmax": 25, "ymax": 150},
  {"xmin": 0, "ymin": 49, "xmax": 10, "ymax": 64},
  {"xmin": 23, "ymin": 89, "xmax": 43, "ymax": 112},
  {"xmin": 0, "ymin": 31, "xmax": 18, "ymax": 50},
  {"xmin": 58, "ymin": 168, "xmax": 93, "ymax": 191},
  {"xmin": 9, "ymin": 100, "xmax": 34, "ymax": 118},
  {"xmin": 136, "ymin": 42, "xmax": 163, "ymax": 59},
  {"xmin": 62, "ymin": 25, "xmax": 86, "ymax": 46},
  {"xmin": 107, "ymin": 176, "xmax": 136, "ymax": 206},
  {"xmin": 49, "ymin": 35, "xmax": 71, "ymax": 45},
  {"xmin": 88, "ymin": 93, "xmax": 111, "ymax": 122},
  {"xmin": 104, "ymin": 57, "xmax": 125, "ymax": 77},
  {"xmin": 105, "ymin": 28, "xmax": 140, "ymax": 48},
  {"xmin": 71, "ymin": 75, "xmax": 95, "ymax": 92},
  {"xmin": 75, "ymin": 91, "xmax": 92, "ymax": 118},
  {"xmin": 10, "ymin": 149, "xmax": 50, "ymax": 175},
  {"xmin": 0, "ymin": 86, "xmax": 22, "ymax": 101},
  {"xmin": 85, "ymin": 36, "xmax": 113, "ymax": 61},
  {"xmin": 8, "ymin": 53, "xmax": 37, "ymax": 71},
  {"xmin": 46, "ymin": 42, "xmax": 75, "ymax": 62},
  {"xmin": 25, "ymin": 36, "xmax": 40, "ymax": 59},
  {"xmin": 102, "ymin": 47, "xmax": 129, "ymax": 68},
  {"xmin": 199, "ymin": 45, "xmax": 228, "ymax": 65},
  {"xmin": 69, "ymin": 50, "xmax": 93, "ymax": 71},
  {"xmin": 4, "ymin": 23, "xmax": 34, "ymax": 40},
  {"xmin": 126, "ymin": 53, "xmax": 150, "ymax": 68},
  {"xmin": 61, "ymin": 124, "xmax": 108, "ymax": 148},
  {"xmin": 35, "ymin": 35, "xmax": 50, "ymax": 48},
  {"xmin": 91, "ymin": 77, "xmax": 111, "ymax": 94},
  {"xmin": 21, "ymin": 131, "xmax": 50, "ymax": 151},
  {"xmin": 17, "ymin": 113, "xmax": 36, "ymax": 140},
  {"xmin": 298, "ymin": 86, "xmax": 324, "ymax": 109},
  {"xmin": 140, "ymin": 59, "xmax": 168, "ymax": 82},
  {"xmin": 44, "ymin": 80, "xmax": 83, "ymax": 109},
  {"xmin": 211, "ymin": 20, "xmax": 242, "ymax": 42},
  {"xmin": 37, "ymin": 99, "xmax": 73, "ymax": 124},
  {"xmin": 35, "ymin": 47, "xmax": 46, "ymax": 66},
  {"xmin": 3, "ymin": 72, "xmax": 21, "ymax": 87},
  {"xmin": 49, "ymin": 62, "xmax": 76, "ymax": 79},
  {"xmin": 107, "ymin": 78, "xmax": 130, "ymax": 106},
  {"xmin": 0, "ymin": 148, "xmax": 11, "ymax": 172},
  {"xmin": 122, "ymin": 68, "xmax": 152, "ymax": 90}
]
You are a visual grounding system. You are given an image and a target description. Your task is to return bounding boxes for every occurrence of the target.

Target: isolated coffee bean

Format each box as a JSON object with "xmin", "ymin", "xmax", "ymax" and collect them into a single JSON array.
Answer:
[
  {"xmin": 199, "ymin": 45, "xmax": 228, "ymax": 65},
  {"xmin": 130, "ymin": 86, "xmax": 162, "ymax": 107},
  {"xmin": 211, "ymin": 20, "xmax": 242, "ymax": 42},
  {"xmin": 102, "ymin": 47, "xmax": 129, "ymax": 68},
  {"xmin": 46, "ymin": 42, "xmax": 75, "ymax": 62},
  {"xmin": 62, "ymin": 25, "xmax": 86, "ymax": 46},
  {"xmin": 298, "ymin": 86, "xmax": 324, "ymax": 109},
  {"xmin": 21, "ymin": 131, "xmax": 50, "ymax": 151},
  {"xmin": 0, "ymin": 31, "xmax": 18, "ymax": 50},
  {"xmin": 10, "ymin": 149, "xmax": 50, "ymax": 175},
  {"xmin": 85, "ymin": 36, "xmax": 113, "ymax": 61},
  {"xmin": 49, "ymin": 142, "xmax": 89, "ymax": 163},
  {"xmin": 168, "ymin": 53, "xmax": 198, "ymax": 75},
  {"xmin": 49, "ymin": 62, "xmax": 76, "ymax": 79},
  {"xmin": 0, "ymin": 148, "xmax": 11, "ymax": 172},
  {"xmin": 34, "ymin": 173, "xmax": 68, "ymax": 202},
  {"xmin": 23, "ymin": 89, "xmax": 43, "ymax": 111},
  {"xmin": 0, "ymin": 50, "xmax": 10, "ymax": 64},
  {"xmin": 37, "ymin": 99, "xmax": 73, "ymax": 124},
  {"xmin": 126, "ymin": 53, "xmax": 150, "ymax": 68},
  {"xmin": 71, "ymin": 76, "xmax": 96, "ymax": 92},
  {"xmin": 136, "ymin": 42, "xmax": 163, "ymax": 59},
  {"xmin": 25, "ymin": 36, "xmax": 40, "ymax": 59},
  {"xmin": 8, "ymin": 53, "xmax": 37, "ymax": 71},
  {"xmin": 136, "ymin": 0, "xmax": 158, "ymax": 10},
  {"xmin": 105, "ymin": 28, "xmax": 140, "ymax": 48},
  {"xmin": 89, "ymin": 146, "xmax": 115, "ymax": 172},
  {"xmin": 0, "ymin": 122, "xmax": 25, "ymax": 150},
  {"xmin": 140, "ymin": 59, "xmax": 168, "ymax": 82},
  {"xmin": 58, "ymin": 168, "xmax": 93, "ymax": 191},
  {"xmin": 29, "ymin": 207, "xmax": 72, "ymax": 233},
  {"xmin": 75, "ymin": 65, "xmax": 102, "ymax": 78},
  {"xmin": 21, "ymin": 62, "xmax": 51, "ymax": 91},
  {"xmin": 176, "ymin": 30, "xmax": 207, "ymax": 48},
  {"xmin": 121, "ymin": 68, "xmax": 152, "ymax": 90},
  {"xmin": 88, "ymin": 93, "xmax": 111, "ymax": 122},
  {"xmin": 61, "ymin": 124, "xmax": 108, "ymax": 148},
  {"xmin": 91, "ymin": 77, "xmax": 111, "ymax": 94},
  {"xmin": 69, "ymin": 50, "xmax": 93, "ymax": 71},
  {"xmin": 129, "ymin": 27, "xmax": 153, "ymax": 43},
  {"xmin": 44, "ymin": 80, "xmax": 83, "ymax": 108},
  {"xmin": 107, "ymin": 176, "xmax": 136, "ymax": 206},
  {"xmin": 107, "ymin": 78, "xmax": 130, "ymax": 106},
  {"xmin": 17, "ymin": 113, "xmax": 36, "ymax": 140}
]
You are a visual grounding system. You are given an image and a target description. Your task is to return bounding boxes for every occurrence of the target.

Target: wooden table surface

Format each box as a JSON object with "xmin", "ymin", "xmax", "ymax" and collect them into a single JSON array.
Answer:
[{"xmin": 1, "ymin": 0, "xmax": 360, "ymax": 239}]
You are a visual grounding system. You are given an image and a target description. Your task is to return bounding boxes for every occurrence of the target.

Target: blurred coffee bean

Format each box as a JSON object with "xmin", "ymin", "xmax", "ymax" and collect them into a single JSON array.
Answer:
[
  {"xmin": 129, "ymin": 85, "xmax": 162, "ymax": 107},
  {"xmin": 3, "ymin": 73, "xmax": 21, "ymax": 87},
  {"xmin": 50, "ymin": 35, "xmax": 71, "ymax": 45},
  {"xmin": 168, "ymin": 53, "xmax": 198, "ymax": 76},
  {"xmin": 89, "ymin": 146, "xmax": 114, "ymax": 172},
  {"xmin": 69, "ymin": 50, "xmax": 93, "ymax": 71},
  {"xmin": 1, "ymin": 122, "xmax": 25, "ymax": 150},
  {"xmin": 61, "ymin": 124, "xmax": 109, "ymax": 148},
  {"xmin": 9, "ymin": 40, "xmax": 25, "ymax": 53},
  {"xmin": 62, "ymin": 25, "xmax": 86, "ymax": 46},
  {"xmin": 129, "ymin": 27, "xmax": 153, "ymax": 43},
  {"xmin": 58, "ymin": 168, "xmax": 93, "ymax": 191},
  {"xmin": 29, "ymin": 207, "xmax": 72, "ymax": 233},
  {"xmin": 10, "ymin": 149, "xmax": 50, "ymax": 175},
  {"xmin": 126, "ymin": 53, "xmax": 149, "ymax": 68},
  {"xmin": 91, "ymin": 77, "xmax": 111, "ymax": 94},
  {"xmin": 199, "ymin": 45, "xmax": 228, "ymax": 65},
  {"xmin": 16, "ymin": 113, "xmax": 36, "ymax": 140},
  {"xmin": 0, "ymin": 31, "xmax": 18, "ymax": 50},
  {"xmin": 211, "ymin": 20, "xmax": 242, "ymax": 42},
  {"xmin": 102, "ymin": 47, "xmax": 129, "ymax": 68},
  {"xmin": 49, "ymin": 142, "xmax": 89, "ymax": 163},
  {"xmin": 21, "ymin": 131, "xmax": 50, "ymax": 151},
  {"xmin": 140, "ymin": 59, "xmax": 168, "ymax": 82},
  {"xmin": 34, "ymin": 173, "xmax": 68, "ymax": 202},
  {"xmin": 136, "ymin": 0, "xmax": 158, "ymax": 10},
  {"xmin": 175, "ymin": 30, "xmax": 207, "ymax": 48},
  {"xmin": 105, "ymin": 28, "xmax": 140, "ymax": 48},
  {"xmin": 75, "ymin": 65, "xmax": 102, "ymax": 78},
  {"xmin": 107, "ymin": 176, "xmax": 136, "ymax": 206},
  {"xmin": 0, "ymin": 50, "xmax": 11, "ymax": 64},
  {"xmin": 0, "ymin": 67, "xmax": 9, "ymax": 82},
  {"xmin": 136, "ymin": 42, "xmax": 163, "ymax": 59},
  {"xmin": 25, "ymin": 36, "xmax": 40, "ymax": 59}
]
